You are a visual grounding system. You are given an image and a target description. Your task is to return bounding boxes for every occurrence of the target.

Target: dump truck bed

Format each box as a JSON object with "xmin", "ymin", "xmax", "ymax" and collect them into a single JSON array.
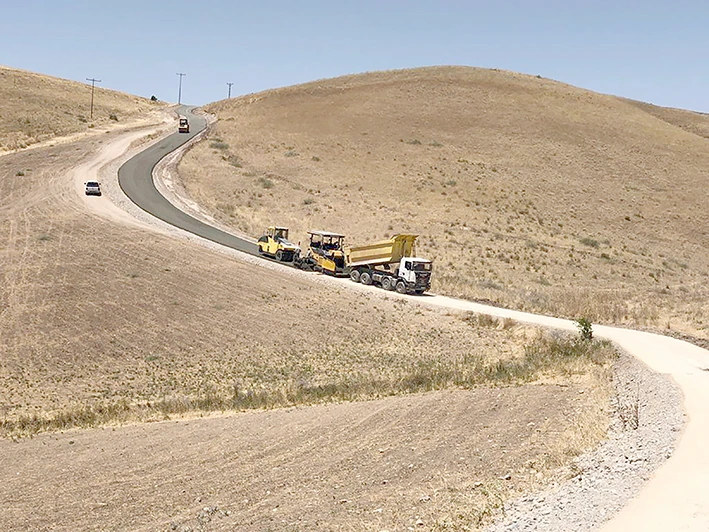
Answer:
[{"xmin": 344, "ymin": 234, "xmax": 418, "ymax": 267}]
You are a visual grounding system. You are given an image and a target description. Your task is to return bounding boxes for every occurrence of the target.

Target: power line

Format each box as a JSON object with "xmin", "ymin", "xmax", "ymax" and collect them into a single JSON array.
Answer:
[
  {"xmin": 176, "ymin": 73, "xmax": 186, "ymax": 104},
  {"xmin": 85, "ymin": 77, "xmax": 101, "ymax": 120},
  {"xmin": 227, "ymin": 82, "xmax": 234, "ymax": 99}
]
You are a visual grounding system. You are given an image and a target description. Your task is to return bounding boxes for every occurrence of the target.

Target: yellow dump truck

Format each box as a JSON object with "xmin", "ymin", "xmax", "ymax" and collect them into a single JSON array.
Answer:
[
  {"xmin": 178, "ymin": 116, "xmax": 190, "ymax": 133},
  {"xmin": 345, "ymin": 234, "xmax": 432, "ymax": 294},
  {"xmin": 296, "ymin": 232, "xmax": 432, "ymax": 294}
]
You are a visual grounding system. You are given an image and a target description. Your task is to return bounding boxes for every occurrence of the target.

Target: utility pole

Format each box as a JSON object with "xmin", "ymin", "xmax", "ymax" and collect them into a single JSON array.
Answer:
[
  {"xmin": 85, "ymin": 77, "xmax": 101, "ymax": 120},
  {"xmin": 227, "ymin": 82, "xmax": 234, "ymax": 99},
  {"xmin": 176, "ymin": 72, "xmax": 186, "ymax": 104}
]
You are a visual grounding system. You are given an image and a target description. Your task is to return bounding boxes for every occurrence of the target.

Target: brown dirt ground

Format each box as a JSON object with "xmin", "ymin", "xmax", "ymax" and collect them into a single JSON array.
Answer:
[
  {"xmin": 179, "ymin": 66, "xmax": 709, "ymax": 340},
  {"xmin": 1, "ymin": 386, "xmax": 593, "ymax": 532},
  {"xmin": 0, "ymin": 68, "xmax": 614, "ymax": 530}
]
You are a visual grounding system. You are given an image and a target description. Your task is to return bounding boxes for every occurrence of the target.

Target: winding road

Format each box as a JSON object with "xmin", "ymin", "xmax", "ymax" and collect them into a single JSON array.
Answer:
[
  {"xmin": 118, "ymin": 106, "xmax": 256, "ymax": 256},
  {"xmin": 117, "ymin": 107, "xmax": 709, "ymax": 531}
]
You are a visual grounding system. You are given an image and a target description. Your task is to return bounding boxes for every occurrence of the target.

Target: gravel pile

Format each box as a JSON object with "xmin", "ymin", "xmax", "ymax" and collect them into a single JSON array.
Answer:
[{"xmin": 486, "ymin": 352, "xmax": 684, "ymax": 532}]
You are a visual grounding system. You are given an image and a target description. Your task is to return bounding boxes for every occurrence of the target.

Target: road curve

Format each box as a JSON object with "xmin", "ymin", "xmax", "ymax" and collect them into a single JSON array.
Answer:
[
  {"xmin": 413, "ymin": 295, "xmax": 709, "ymax": 531},
  {"xmin": 117, "ymin": 105, "xmax": 709, "ymax": 530},
  {"xmin": 118, "ymin": 106, "xmax": 256, "ymax": 256}
]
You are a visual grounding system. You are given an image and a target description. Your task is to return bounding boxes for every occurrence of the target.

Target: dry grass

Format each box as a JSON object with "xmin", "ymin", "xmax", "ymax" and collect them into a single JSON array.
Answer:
[
  {"xmin": 1, "ymin": 326, "xmax": 615, "ymax": 438},
  {"xmin": 0, "ymin": 64, "xmax": 164, "ymax": 151},
  {"xmin": 180, "ymin": 66, "xmax": 709, "ymax": 339}
]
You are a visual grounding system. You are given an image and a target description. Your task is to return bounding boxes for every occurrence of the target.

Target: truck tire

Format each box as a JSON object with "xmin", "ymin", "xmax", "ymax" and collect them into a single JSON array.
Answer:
[
  {"xmin": 395, "ymin": 280, "xmax": 407, "ymax": 294},
  {"xmin": 381, "ymin": 276, "xmax": 393, "ymax": 291},
  {"xmin": 276, "ymin": 250, "xmax": 284, "ymax": 261},
  {"xmin": 360, "ymin": 272, "xmax": 373, "ymax": 285},
  {"xmin": 350, "ymin": 269, "xmax": 360, "ymax": 282}
]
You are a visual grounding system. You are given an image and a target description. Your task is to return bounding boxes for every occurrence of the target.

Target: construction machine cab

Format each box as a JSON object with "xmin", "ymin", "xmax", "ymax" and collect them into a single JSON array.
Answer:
[
  {"xmin": 308, "ymin": 231, "xmax": 345, "ymax": 255},
  {"xmin": 305, "ymin": 231, "xmax": 346, "ymax": 274},
  {"xmin": 268, "ymin": 226, "xmax": 289, "ymax": 242}
]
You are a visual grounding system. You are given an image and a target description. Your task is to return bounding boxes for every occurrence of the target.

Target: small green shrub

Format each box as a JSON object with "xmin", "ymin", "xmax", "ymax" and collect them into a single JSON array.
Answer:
[
  {"xmin": 257, "ymin": 177, "xmax": 274, "ymax": 189},
  {"xmin": 284, "ymin": 150, "xmax": 299, "ymax": 157},
  {"xmin": 302, "ymin": 197, "xmax": 315, "ymax": 205},
  {"xmin": 16, "ymin": 170, "xmax": 24, "ymax": 176},
  {"xmin": 575, "ymin": 317, "xmax": 593, "ymax": 341},
  {"xmin": 109, "ymin": 113, "xmax": 118, "ymax": 121},
  {"xmin": 580, "ymin": 237, "xmax": 600, "ymax": 248},
  {"xmin": 210, "ymin": 141, "xmax": 229, "ymax": 150}
]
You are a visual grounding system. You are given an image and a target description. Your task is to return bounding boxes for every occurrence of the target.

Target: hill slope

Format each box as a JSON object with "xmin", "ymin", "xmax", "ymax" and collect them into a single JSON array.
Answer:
[
  {"xmin": 180, "ymin": 66, "xmax": 709, "ymax": 337},
  {"xmin": 0, "ymin": 65, "xmax": 164, "ymax": 151}
]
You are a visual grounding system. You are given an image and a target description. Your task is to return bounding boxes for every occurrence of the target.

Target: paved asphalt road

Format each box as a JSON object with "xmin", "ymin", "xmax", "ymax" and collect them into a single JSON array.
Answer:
[{"xmin": 117, "ymin": 106, "xmax": 257, "ymax": 256}]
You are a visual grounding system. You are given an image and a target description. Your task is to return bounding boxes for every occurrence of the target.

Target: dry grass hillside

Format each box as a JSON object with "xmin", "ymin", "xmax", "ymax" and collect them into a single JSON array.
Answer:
[
  {"xmin": 180, "ymin": 66, "xmax": 709, "ymax": 339},
  {"xmin": 0, "ymin": 65, "xmax": 163, "ymax": 151},
  {"xmin": 0, "ymin": 128, "xmax": 617, "ymax": 528}
]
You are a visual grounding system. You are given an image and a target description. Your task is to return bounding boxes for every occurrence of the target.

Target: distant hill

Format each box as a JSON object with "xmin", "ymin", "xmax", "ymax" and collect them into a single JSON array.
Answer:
[
  {"xmin": 0, "ymin": 65, "xmax": 163, "ymax": 151},
  {"xmin": 180, "ymin": 66, "xmax": 709, "ymax": 337}
]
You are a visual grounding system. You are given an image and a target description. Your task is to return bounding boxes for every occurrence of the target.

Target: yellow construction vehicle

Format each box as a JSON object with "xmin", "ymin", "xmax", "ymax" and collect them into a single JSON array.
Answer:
[
  {"xmin": 178, "ymin": 116, "xmax": 190, "ymax": 133},
  {"xmin": 295, "ymin": 230, "xmax": 347, "ymax": 275},
  {"xmin": 345, "ymin": 234, "xmax": 432, "ymax": 294},
  {"xmin": 257, "ymin": 226, "xmax": 300, "ymax": 262}
]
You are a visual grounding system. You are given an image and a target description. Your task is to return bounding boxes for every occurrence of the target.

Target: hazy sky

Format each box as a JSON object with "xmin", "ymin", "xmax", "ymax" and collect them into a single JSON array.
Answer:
[{"xmin": 1, "ymin": 0, "xmax": 707, "ymax": 111}]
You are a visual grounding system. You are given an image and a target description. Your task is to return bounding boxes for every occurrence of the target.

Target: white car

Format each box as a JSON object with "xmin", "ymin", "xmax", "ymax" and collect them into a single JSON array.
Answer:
[{"xmin": 85, "ymin": 181, "xmax": 101, "ymax": 196}]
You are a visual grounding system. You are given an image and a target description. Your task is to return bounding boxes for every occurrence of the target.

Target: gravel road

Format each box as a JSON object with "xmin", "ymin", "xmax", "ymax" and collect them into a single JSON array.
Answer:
[{"xmin": 486, "ymin": 351, "xmax": 684, "ymax": 531}]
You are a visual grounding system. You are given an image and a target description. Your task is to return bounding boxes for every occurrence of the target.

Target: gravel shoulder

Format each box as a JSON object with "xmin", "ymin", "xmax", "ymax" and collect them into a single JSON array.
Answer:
[{"xmin": 486, "ymin": 352, "xmax": 684, "ymax": 532}]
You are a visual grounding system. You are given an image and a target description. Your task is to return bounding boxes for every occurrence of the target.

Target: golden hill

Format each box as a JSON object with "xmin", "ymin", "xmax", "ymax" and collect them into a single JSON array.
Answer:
[
  {"xmin": 180, "ymin": 66, "xmax": 709, "ymax": 337},
  {"xmin": 0, "ymin": 65, "xmax": 163, "ymax": 151}
]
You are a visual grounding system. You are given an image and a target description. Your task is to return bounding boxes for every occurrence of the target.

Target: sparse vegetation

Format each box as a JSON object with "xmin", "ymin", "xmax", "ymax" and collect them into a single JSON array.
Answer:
[
  {"xmin": 0, "ymin": 330, "xmax": 614, "ymax": 438},
  {"xmin": 575, "ymin": 317, "xmax": 594, "ymax": 341},
  {"xmin": 257, "ymin": 176, "xmax": 273, "ymax": 189},
  {"xmin": 210, "ymin": 140, "xmax": 229, "ymax": 150},
  {"xmin": 580, "ymin": 237, "xmax": 600, "ymax": 248}
]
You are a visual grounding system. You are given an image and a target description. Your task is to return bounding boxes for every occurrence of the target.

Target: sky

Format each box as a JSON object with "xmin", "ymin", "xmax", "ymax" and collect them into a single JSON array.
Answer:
[{"xmin": 1, "ymin": 0, "xmax": 707, "ymax": 111}]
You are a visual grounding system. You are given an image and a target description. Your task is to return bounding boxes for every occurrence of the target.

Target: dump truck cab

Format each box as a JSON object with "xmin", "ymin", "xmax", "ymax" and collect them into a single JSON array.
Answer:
[
  {"xmin": 257, "ymin": 226, "xmax": 300, "ymax": 262},
  {"xmin": 300, "ymin": 230, "xmax": 347, "ymax": 275},
  {"xmin": 178, "ymin": 116, "xmax": 190, "ymax": 133},
  {"xmin": 396, "ymin": 257, "xmax": 433, "ymax": 294},
  {"xmin": 344, "ymin": 234, "xmax": 433, "ymax": 294}
]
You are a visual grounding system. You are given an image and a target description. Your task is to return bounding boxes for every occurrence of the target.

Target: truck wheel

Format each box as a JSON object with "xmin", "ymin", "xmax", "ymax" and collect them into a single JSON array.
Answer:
[
  {"xmin": 360, "ymin": 272, "xmax": 372, "ymax": 285},
  {"xmin": 350, "ymin": 270, "xmax": 361, "ymax": 282},
  {"xmin": 276, "ymin": 250, "xmax": 284, "ymax": 261},
  {"xmin": 381, "ymin": 277, "xmax": 392, "ymax": 291},
  {"xmin": 257, "ymin": 245, "xmax": 264, "ymax": 255},
  {"xmin": 395, "ymin": 280, "xmax": 407, "ymax": 294}
]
